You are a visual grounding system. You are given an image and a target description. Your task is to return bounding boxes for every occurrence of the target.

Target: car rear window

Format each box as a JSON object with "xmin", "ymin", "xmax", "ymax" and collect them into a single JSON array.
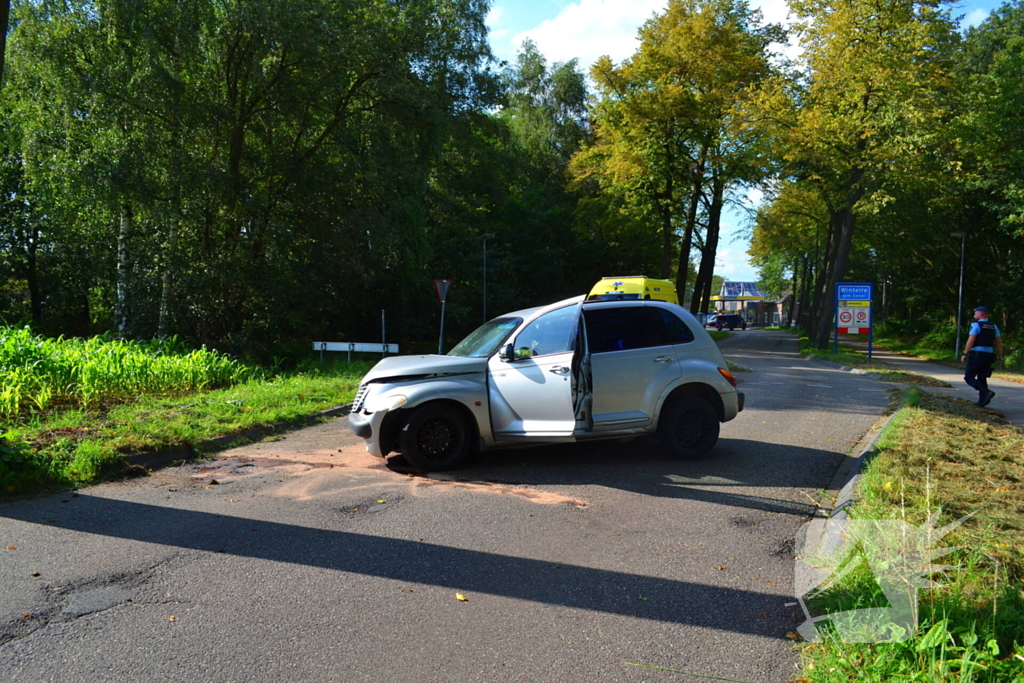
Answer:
[
  {"xmin": 651, "ymin": 307, "xmax": 695, "ymax": 344},
  {"xmin": 584, "ymin": 307, "xmax": 666, "ymax": 353}
]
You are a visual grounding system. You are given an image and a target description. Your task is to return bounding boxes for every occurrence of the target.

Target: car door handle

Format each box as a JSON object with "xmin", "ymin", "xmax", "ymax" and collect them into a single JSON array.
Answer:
[
  {"xmin": 654, "ymin": 356, "xmax": 673, "ymax": 363},
  {"xmin": 549, "ymin": 366, "xmax": 571, "ymax": 374}
]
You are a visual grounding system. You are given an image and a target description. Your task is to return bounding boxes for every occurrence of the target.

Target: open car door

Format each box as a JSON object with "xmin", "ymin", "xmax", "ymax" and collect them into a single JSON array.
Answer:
[{"xmin": 488, "ymin": 303, "xmax": 582, "ymax": 441}]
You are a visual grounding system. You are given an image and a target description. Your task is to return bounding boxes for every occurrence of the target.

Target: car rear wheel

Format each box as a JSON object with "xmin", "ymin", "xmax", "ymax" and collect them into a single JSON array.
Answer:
[
  {"xmin": 658, "ymin": 395, "xmax": 720, "ymax": 459},
  {"xmin": 398, "ymin": 404, "xmax": 473, "ymax": 472}
]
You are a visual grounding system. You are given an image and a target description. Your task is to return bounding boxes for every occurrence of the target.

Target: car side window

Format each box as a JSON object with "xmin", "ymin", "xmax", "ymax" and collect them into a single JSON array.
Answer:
[
  {"xmin": 652, "ymin": 307, "xmax": 695, "ymax": 344},
  {"xmin": 514, "ymin": 306, "xmax": 577, "ymax": 357},
  {"xmin": 584, "ymin": 307, "xmax": 666, "ymax": 353}
]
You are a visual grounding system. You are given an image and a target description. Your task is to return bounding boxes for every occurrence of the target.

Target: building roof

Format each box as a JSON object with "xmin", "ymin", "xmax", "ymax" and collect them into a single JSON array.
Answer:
[{"xmin": 710, "ymin": 281, "xmax": 766, "ymax": 302}]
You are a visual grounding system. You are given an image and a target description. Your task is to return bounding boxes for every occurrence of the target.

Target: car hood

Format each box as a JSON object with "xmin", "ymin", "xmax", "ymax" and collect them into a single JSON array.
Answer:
[{"xmin": 361, "ymin": 355, "xmax": 488, "ymax": 384}]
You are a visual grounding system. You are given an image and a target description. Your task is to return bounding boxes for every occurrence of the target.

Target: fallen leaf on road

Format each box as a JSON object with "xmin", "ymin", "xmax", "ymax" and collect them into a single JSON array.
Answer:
[
  {"xmin": 377, "ymin": 500, "xmax": 387, "ymax": 504},
  {"xmin": 5, "ymin": 546, "xmax": 14, "ymax": 550},
  {"xmin": 168, "ymin": 616, "xmax": 176, "ymax": 622},
  {"xmin": 785, "ymin": 631, "xmax": 801, "ymax": 640},
  {"xmin": 30, "ymin": 572, "xmax": 39, "ymax": 577},
  {"xmin": 767, "ymin": 580, "xmax": 778, "ymax": 584},
  {"xmin": 455, "ymin": 593, "xmax": 468, "ymax": 602},
  {"xmin": 21, "ymin": 613, "xmax": 30, "ymax": 618},
  {"xmin": 716, "ymin": 565, "xmax": 725, "ymax": 570}
]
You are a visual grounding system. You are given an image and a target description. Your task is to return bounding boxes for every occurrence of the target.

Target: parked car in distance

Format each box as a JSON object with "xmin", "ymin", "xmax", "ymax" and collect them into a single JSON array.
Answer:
[
  {"xmin": 587, "ymin": 276, "xmax": 679, "ymax": 305},
  {"xmin": 713, "ymin": 313, "xmax": 746, "ymax": 331},
  {"xmin": 348, "ymin": 296, "xmax": 744, "ymax": 472}
]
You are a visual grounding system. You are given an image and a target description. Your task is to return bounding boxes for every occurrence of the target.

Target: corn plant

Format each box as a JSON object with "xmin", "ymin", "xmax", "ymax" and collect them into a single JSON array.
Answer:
[{"xmin": 0, "ymin": 327, "xmax": 258, "ymax": 419}]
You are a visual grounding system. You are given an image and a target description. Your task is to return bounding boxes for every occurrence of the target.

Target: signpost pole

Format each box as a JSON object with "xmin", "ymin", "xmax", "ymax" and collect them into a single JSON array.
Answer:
[
  {"xmin": 434, "ymin": 279, "xmax": 453, "ymax": 355},
  {"xmin": 438, "ymin": 300, "xmax": 447, "ymax": 355},
  {"xmin": 833, "ymin": 286, "xmax": 839, "ymax": 355}
]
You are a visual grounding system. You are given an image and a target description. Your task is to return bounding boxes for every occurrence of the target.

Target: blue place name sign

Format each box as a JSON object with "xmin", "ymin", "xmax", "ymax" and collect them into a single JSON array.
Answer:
[{"xmin": 837, "ymin": 284, "xmax": 872, "ymax": 301}]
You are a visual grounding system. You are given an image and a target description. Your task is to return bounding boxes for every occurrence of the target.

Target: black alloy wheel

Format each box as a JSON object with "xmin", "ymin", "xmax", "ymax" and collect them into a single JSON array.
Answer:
[
  {"xmin": 398, "ymin": 404, "xmax": 473, "ymax": 472},
  {"xmin": 657, "ymin": 395, "xmax": 720, "ymax": 459}
]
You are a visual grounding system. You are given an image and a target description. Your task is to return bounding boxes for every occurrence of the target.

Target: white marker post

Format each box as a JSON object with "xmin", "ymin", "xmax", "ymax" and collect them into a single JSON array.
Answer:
[{"xmin": 434, "ymin": 279, "xmax": 453, "ymax": 355}]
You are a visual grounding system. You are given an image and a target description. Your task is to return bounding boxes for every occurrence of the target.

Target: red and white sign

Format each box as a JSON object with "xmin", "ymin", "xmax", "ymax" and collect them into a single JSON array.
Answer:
[{"xmin": 434, "ymin": 279, "xmax": 452, "ymax": 303}]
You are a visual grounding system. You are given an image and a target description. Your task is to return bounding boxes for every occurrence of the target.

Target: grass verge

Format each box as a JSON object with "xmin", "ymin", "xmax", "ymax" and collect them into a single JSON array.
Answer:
[
  {"xmin": 708, "ymin": 330, "xmax": 733, "ymax": 341},
  {"xmin": 1, "ymin": 359, "xmax": 371, "ymax": 498},
  {"xmin": 797, "ymin": 387, "xmax": 1024, "ymax": 681},
  {"xmin": 866, "ymin": 333, "xmax": 1024, "ymax": 385},
  {"xmin": 798, "ymin": 336, "xmax": 951, "ymax": 388}
]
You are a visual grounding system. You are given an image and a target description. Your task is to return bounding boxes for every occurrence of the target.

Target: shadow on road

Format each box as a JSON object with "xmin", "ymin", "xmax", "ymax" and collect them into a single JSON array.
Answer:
[
  {"xmin": 430, "ymin": 436, "xmax": 840, "ymax": 517},
  {"xmin": 2, "ymin": 493, "xmax": 790, "ymax": 638}
]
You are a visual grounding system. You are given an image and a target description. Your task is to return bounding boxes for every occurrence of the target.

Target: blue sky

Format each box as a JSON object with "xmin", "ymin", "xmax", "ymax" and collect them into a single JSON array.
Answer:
[{"xmin": 485, "ymin": 0, "xmax": 1006, "ymax": 282}]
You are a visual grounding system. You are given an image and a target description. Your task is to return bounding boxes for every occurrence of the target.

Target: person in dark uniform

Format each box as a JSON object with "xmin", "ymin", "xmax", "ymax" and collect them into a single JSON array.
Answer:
[{"xmin": 960, "ymin": 306, "xmax": 1004, "ymax": 407}]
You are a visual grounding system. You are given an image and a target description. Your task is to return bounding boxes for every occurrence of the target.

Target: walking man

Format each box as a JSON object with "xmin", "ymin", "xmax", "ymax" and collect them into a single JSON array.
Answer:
[{"xmin": 960, "ymin": 306, "xmax": 1004, "ymax": 407}]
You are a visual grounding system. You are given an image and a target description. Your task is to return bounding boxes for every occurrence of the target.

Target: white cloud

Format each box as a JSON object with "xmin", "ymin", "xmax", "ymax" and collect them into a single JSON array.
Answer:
[
  {"xmin": 487, "ymin": 5, "xmax": 505, "ymax": 26},
  {"xmin": 964, "ymin": 8, "xmax": 989, "ymax": 28},
  {"xmin": 714, "ymin": 247, "xmax": 759, "ymax": 281},
  {"xmin": 508, "ymin": 0, "xmax": 667, "ymax": 70},
  {"xmin": 753, "ymin": 0, "xmax": 792, "ymax": 26}
]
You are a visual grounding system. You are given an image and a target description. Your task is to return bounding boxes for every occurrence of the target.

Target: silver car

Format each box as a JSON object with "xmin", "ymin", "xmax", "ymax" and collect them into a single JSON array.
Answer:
[{"xmin": 348, "ymin": 296, "xmax": 744, "ymax": 471}]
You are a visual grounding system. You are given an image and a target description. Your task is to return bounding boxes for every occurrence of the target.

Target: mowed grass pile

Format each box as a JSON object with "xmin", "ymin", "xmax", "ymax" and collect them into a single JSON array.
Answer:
[
  {"xmin": 0, "ymin": 327, "xmax": 370, "ymax": 497},
  {"xmin": 799, "ymin": 388, "xmax": 1024, "ymax": 682}
]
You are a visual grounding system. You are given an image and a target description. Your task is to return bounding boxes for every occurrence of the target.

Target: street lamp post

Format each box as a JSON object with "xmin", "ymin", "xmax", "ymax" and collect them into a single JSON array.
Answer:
[
  {"xmin": 482, "ymin": 233, "xmax": 494, "ymax": 322},
  {"xmin": 951, "ymin": 231, "xmax": 966, "ymax": 359}
]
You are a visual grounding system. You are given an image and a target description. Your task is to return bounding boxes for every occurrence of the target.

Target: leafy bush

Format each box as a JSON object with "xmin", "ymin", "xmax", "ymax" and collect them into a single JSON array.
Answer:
[{"xmin": 0, "ymin": 434, "xmax": 51, "ymax": 497}]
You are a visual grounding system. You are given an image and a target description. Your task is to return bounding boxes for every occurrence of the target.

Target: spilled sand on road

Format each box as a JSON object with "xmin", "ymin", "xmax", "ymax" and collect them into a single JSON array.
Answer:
[{"xmin": 187, "ymin": 439, "xmax": 586, "ymax": 507}]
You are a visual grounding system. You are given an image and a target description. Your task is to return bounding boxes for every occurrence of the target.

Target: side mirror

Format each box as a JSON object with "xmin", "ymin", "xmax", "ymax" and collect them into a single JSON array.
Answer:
[{"xmin": 499, "ymin": 344, "xmax": 515, "ymax": 362}]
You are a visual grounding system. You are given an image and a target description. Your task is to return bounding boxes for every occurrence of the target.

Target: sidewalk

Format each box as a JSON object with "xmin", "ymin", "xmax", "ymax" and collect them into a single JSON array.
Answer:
[{"xmin": 838, "ymin": 335, "xmax": 1024, "ymax": 428}]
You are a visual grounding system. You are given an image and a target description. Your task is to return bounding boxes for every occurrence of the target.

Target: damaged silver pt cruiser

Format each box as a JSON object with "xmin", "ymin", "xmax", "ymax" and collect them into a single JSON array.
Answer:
[{"xmin": 348, "ymin": 296, "xmax": 744, "ymax": 472}]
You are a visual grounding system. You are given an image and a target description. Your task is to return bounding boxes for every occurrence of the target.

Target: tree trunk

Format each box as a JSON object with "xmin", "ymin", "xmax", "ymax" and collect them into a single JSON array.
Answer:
[
  {"xmin": 811, "ymin": 202, "xmax": 859, "ymax": 348},
  {"xmin": 690, "ymin": 178, "xmax": 724, "ymax": 315},
  {"xmin": 159, "ymin": 194, "xmax": 180, "ymax": 336},
  {"xmin": 659, "ymin": 144, "xmax": 675, "ymax": 279},
  {"xmin": 116, "ymin": 203, "xmax": 133, "ymax": 336},
  {"xmin": 0, "ymin": 0, "xmax": 10, "ymax": 90},
  {"xmin": 675, "ymin": 146, "xmax": 707, "ymax": 306},
  {"xmin": 159, "ymin": 31, "xmax": 183, "ymax": 337},
  {"xmin": 26, "ymin": 225, "xmax": 41, "ymax": 325},
  {"xmin": 786, "ymin": 257, "xmax": 798, "ymax": 327}
]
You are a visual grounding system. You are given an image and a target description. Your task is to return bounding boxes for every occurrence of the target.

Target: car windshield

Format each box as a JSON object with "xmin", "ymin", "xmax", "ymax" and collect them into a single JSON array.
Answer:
[{"xmin": 447, "ymin": 317, "xmax": 523, "ymax": 358}]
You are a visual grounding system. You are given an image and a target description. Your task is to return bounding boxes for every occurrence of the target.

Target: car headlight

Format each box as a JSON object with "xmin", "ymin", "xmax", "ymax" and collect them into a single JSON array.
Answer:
[{"xmin": 364, "ymin": 393, "xmax": 407, "ymax": 413}]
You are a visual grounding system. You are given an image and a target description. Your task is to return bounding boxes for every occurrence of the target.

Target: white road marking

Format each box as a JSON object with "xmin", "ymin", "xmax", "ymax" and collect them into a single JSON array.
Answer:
[{"xmin": 805, "ymin": 384, "xmax": 832, "ymax": 388}]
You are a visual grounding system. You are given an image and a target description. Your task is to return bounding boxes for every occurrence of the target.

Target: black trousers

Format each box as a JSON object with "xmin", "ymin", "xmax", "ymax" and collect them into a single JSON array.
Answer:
[{"xmin": 964, "ymin": 351, "xmax": 995, "ymax": 396}]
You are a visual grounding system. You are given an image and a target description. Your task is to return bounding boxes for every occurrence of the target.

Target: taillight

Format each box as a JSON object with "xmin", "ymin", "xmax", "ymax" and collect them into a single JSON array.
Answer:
[{"xmin": 718, "ymin": 367, "xmax": 737, "ymax": 387}]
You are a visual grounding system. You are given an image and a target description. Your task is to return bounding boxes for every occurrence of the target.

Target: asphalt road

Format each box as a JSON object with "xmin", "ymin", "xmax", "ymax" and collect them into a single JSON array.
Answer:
[{"xmin": 0, "ymin": 330, "xmax": 891, "ymax": 683}]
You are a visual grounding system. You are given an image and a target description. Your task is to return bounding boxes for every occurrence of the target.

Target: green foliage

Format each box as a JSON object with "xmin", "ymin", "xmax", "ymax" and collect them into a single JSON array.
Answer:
[
  {"xmin": 0, "ymin": 326, "xmax": 255, "ymax": 418},
  {"xmin": 0, "ymin": 433, "xmax": 52, "ymax": 496},
  {"xmin": 800, "ymin": 390, "xmax": 1024, "ymax": 681}
]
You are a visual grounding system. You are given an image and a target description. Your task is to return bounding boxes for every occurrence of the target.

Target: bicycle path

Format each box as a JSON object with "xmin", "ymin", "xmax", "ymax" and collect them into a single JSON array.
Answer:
[{"xmin": 838, "ymin": 336, "xmax": 1024, "ymax": 428}]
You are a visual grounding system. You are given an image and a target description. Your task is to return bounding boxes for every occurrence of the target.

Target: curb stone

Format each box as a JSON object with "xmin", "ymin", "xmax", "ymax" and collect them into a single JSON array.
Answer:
[
  {"xmin": 796, "ymin": 412, "xmax": 896, "ymax": 606},
  {"xmin": 122, "ymin": 403, "xmax": 352, "ymax": 472}
]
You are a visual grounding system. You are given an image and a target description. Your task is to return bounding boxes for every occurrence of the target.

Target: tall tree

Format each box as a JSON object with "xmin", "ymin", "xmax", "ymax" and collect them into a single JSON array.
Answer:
[
  {"xmin": 770, "ymin": 0, "xmax": 960, "ymax": 347},
  {"xmin": 574, "ymin": 0, "xmax": 782, "ymax": 313}
]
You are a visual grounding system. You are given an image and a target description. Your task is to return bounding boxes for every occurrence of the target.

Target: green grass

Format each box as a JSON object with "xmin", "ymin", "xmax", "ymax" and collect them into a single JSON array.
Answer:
[
  {"xmin": 797, "ymin": 334, "xmax": 952, "ymax": 387},
  {"xmin": 797, "ymin": 388, "xmax": 1024, "ymax": 681},
  {"xmin": 708, "ymin": 330, "xmax": 733, "ymax": 341},
  {"xmin": 0, "ymin": 332, "xmax": 372, "ymax": 498},
  {"xmin": 864, "ymin": 332, "xmax": 1024, "ymax": 385}
]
